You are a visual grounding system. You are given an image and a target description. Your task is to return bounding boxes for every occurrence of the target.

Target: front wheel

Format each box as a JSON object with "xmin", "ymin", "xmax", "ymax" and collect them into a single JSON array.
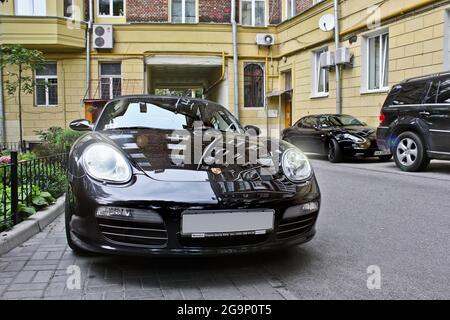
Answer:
[
  {"xmin": 328, "ymin": 139, "xmax": 343, "ymax": 163},
  {"xmin": 393, "ymin": 132, "xmax": 430, "ymax": 172},
  {"xmin": 65, "ymin": 197, "xmax": 94, "ymax": 256}
]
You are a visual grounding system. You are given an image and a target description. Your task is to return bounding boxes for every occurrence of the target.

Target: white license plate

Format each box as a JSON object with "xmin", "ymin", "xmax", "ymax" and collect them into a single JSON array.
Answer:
[
  {"xmin": 374, "ymin": 150, "xmax": 391, "ymax": 156},
  {"xmin": 181, "ymin": 210, "xmax": 274, "ymax": 237}
]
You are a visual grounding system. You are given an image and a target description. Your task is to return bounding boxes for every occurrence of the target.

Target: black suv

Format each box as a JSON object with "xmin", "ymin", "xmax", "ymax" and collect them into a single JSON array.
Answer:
[{"xmin": 377, "ymin": 72, "xmax": 450, "ymax": 172}]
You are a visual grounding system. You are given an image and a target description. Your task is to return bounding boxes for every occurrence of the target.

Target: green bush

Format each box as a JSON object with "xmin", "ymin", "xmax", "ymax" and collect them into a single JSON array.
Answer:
[
  {"xmin": 34, "ymin": 127, "xmax": 83, "ymax": 157},
  {"xmin": 0, "ymin": 184, "xmax": 56, "ymax": 232}
]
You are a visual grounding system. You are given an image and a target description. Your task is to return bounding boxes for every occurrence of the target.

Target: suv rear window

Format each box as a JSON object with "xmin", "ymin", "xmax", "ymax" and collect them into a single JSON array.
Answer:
[{"xmin": 391, "ymin": 82, "xmax": 429, "ymax": 105}]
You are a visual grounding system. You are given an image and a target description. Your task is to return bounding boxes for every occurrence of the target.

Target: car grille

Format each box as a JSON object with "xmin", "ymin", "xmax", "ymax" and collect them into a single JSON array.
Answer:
[
  {"xmin": 97, "ymin": 218, "xmax": 168, "ymax": 247},
  {"xmin": 276, "ymin": 213, "xmax": 316, "ymax": 240},
  {"xmin": 180, "ymin": 234, "xmax": 269, "ymax": 248}
]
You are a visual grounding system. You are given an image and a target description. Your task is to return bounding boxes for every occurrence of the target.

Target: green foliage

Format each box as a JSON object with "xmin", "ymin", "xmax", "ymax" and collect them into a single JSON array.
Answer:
[
  {"xmin": 18, "ymin": 152, "xmax": 36, "ymax": 161},
  {"xmin": 34, "ymin": 127, "xmax": 83, "ymax": 157},
  {"xmin": 0, "ymin": 45, "xmax": 45, "ymax": 96}
]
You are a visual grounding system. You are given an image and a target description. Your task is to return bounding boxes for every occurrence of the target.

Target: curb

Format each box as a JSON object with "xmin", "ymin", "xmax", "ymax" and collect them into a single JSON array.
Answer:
[{"xmin": 0, "ymin": 196, "xmax": 65, "ymax": 256}]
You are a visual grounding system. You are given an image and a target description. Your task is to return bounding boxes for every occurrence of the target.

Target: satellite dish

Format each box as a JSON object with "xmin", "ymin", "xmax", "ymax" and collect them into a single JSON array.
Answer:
[{"xmin": 319, "ymin": 14, "xmax": 335, "ymax": 32}]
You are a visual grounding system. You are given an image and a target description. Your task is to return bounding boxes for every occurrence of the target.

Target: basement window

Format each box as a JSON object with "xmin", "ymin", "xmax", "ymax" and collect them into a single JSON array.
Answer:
[
  {"xmin": 35, "ymin": 63, "xmax": 58, "ymax": 107},
  {"xmin": 15, "ymin": 0, "xmax": 46, "ymax": 16},
  {"xmin": 241, "ymin": 0, "xmax": 265, "ymax": 27},
  {"xmin": 172, "ymin": 0, "xmax": 197, "ymax": 23},
  {"xmin": 100, "ymin": 63, "xmax": 122, "ymax": 100},
  {"xmin": 98, "ymin": 0, "xmax": 124, "ymax": 17}
]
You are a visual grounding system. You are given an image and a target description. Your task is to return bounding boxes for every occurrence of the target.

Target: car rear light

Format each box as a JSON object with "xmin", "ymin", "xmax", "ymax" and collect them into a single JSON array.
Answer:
[{"xmin": 379, "ymin": 111, "xmax": 385, "ymax": 125}]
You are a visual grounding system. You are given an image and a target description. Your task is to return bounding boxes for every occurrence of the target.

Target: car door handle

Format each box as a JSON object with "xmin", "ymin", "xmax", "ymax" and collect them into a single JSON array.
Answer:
[{"xmin": 419, "ymin": 111, "xmax": 430, "ymax": 116}]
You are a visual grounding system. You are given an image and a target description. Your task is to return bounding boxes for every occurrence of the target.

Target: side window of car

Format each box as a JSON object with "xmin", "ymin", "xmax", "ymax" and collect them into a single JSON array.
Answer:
[
  {"xmin": 392, "ymin": 82, "xmax": 429, "ymax": 105},
  {"xmin": 437, "ymin": 79, "xmax": 450, "ymax": 104},
  {"xmin": 302, "ymin": 117, "xmax": 317, "ymax": 129},
  {"xmin": 297, "ymin": 118, "xmax": 308, "ymax": 128}
]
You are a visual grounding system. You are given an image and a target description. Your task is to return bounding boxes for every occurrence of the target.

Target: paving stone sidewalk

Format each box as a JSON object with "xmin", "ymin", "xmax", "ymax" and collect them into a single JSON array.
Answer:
[{"xmin": 0, "ymin": 215, "xmax": 297, "ymax": 300}]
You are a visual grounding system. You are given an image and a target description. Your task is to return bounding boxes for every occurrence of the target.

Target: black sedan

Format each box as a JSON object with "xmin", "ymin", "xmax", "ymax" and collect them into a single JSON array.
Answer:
[
  {"xmin": 66, "ymin": 96, "xmax": 321, "ymax": 256},
  {"xmin": 281, "ymin": 114, "xmax": 392, "ymax": 163}
]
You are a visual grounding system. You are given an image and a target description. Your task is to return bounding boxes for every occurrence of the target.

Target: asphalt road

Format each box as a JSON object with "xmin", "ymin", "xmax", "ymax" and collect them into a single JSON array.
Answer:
[{"xmin": 0, "ymin": 157, "xmax": 449, "ymax": 300}]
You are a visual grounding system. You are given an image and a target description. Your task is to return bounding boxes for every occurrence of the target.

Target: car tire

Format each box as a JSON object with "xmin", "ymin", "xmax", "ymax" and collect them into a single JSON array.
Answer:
[
  {"xmin": 393, "ymin": 132, "xmax": 430, "ymax": 172},
  {"xmin": 328, "ymin": 139, "xmax": 343, "ymax": 163},
  {"xmin": 65, "ymin": 196, "xmax": 94, "ymax": 256},
  {"xmin": 378, "ymin": 155, "xmax": 393, "ymax": 162}
]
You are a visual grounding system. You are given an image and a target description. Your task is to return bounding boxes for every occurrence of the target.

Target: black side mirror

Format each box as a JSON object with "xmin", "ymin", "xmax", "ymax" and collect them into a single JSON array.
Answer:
[
  {"xmin": 244, "ymin": 125, "xmax": 261, "ymax": 136},
  {"xmin": 70, "ymin": 119, "xmax": 93, "ymax": 132}
]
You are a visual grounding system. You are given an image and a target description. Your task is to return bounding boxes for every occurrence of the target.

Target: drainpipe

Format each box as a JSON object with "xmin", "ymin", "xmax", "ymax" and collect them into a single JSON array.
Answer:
[
  {"xmin": 231, "ymin": 0, "xmax": 240, "ymax": 120},
  {"xmin": 86, "ymin": 0, "xmax": 94, "ymax": 99},
  {"xmin": 334, "ymin": 0, "xmax": 341, "ymax": 114},
  {"xmin": 0, "ymin": 67, "xmax": 5, "ymax": 144}
]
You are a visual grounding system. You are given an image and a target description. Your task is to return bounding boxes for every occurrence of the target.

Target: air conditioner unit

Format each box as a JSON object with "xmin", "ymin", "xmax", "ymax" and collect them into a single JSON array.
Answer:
[
  {"xmin": 93, "ymin": 24, "xmax": 113, "ymax": 49},
  {"xmin": 335, "ymin": 47, "xmax": 353, "ymax": 66},
  {"xmin": 256, "ymin": 34, "xmax": 275, "ymax": 46},
  {"xmin": 320, "ymin": 51, "xmax": 335, "ymax": 69}
]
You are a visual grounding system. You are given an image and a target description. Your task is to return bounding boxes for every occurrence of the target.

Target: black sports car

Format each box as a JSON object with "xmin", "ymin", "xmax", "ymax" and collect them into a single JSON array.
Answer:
[
  {"xmin": 281, "ymin": 114, "xmax": 392, "ymax": 163},
  {"xmin": 66, "ymin": 96, "xmax": 321, "ymax": 256}
]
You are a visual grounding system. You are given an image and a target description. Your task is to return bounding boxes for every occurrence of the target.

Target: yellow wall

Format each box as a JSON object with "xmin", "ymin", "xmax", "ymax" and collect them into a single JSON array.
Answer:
[{"xmin": 1, "ymin": 0, "xmax": 450, "ymax": 141}]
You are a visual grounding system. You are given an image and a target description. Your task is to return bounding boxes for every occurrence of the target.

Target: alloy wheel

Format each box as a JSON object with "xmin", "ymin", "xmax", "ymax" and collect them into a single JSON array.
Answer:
[
  {"xmin": 396, "ymin": 138, "xmax": 418, "ymax": 166},
  {"xmin": 328, "ymin": 141, "xmax": 335, "ymax": 161}
]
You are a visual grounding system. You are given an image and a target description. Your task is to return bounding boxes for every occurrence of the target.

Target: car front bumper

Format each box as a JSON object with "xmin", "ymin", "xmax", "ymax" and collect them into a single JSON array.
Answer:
[{"xmin": 66, "ymin": 173, "xmax": 321, "ymax": 256}]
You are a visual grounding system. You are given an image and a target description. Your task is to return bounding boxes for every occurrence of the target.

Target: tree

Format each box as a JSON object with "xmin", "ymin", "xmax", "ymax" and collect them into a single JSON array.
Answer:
[{"xmin": 0, "ymin": 45, "xmax": 45, "ymax": 150}]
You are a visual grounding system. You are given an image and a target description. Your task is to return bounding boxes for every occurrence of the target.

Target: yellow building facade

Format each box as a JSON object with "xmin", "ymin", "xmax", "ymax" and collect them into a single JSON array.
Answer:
[{"xmin": 1, "ymin": 0, "xmax": 449, "ymax": 142}]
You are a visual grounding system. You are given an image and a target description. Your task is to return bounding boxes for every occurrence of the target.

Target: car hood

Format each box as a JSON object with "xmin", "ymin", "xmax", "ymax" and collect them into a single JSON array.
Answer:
[
  {"xmin": 97, "ymin": 129, "xmax": 288, "ymax": 182},
  {"xmin": 324, "ymin": 126, "xmax": 376, "ymax": 138}
]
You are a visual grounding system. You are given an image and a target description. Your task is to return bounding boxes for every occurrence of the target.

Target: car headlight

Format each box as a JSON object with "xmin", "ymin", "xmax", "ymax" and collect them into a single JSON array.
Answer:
[
  {"xmin": 82, "ymin": 144, "xmax": 132, "ymax": 183},
  {"xmin": 343, "ymin": 133, "xmax": 365, "ymax": 143},
  {"xmin": 282, "ymin": 148, "xmax": 312, "ymax": 182}
]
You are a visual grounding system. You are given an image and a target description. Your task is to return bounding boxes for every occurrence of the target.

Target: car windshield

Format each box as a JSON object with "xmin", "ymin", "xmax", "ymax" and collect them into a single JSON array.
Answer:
[
  {"xmin": 95, "ymin": 97, "xmax": 245, "ymax": 133},
  {"xmin": 319, "ymin": 115, "xmax": 365, "ymax": 127}
]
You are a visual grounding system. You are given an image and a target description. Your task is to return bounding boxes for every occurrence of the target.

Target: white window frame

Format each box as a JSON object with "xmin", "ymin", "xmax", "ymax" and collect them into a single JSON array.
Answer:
[
  {"xmin": 97, "ymin": 0, "xmax": 125, "ymax": 17},
  {"xmin": 240, "ymin": 0, "xmax": 266, "ymax": 27},
  {"xmin": 100, "ymin": 63, "xmax": 122, "ymax": 100},
  {"xmin": 14, "ymin": 0, "xmax": 46, "ymax": 16},
  {"xmin": 311, "ymin": 48, "xmax": 329, "ymax": 98},
  {"xmin": 285, "ymin": 0, "xmax": 296, "ymax": 20},
  {"xmin": 170, "ymin": 0, "xmax": 198, "ymax": 24},
  {"xmin": 35, "ymin": 63, "xmax": 58, "ymax": 107},
  {"xmin": 362, "ymin": 30, "xmax": 390, "ymax": 93}
]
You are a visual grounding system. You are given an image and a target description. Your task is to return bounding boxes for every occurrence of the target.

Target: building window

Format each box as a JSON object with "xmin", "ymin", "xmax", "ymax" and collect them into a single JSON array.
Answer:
[
  {"xmin": 15, "ymin": 0, "xmax": 46, "ymax": 16},
  {"xmin": 64, "ymin": 0, "xmax": 73, "ymax": 18},
  {"xmin": 172, "ymin": 0, "xmax": 197, "ymax": 23},
  {"xmin": 100, "ymin": 63, "xmax": 122, "ymax": 100},
  {"xmin": 286, "ymin": 0, "xmax": 296, "ymax": 19},
  {"xmin": 366, "ymin": 32, "xmax": 389, "ymax": 91},
  {"xmin": 35, "ymin": 63, "xmax": 58, "ymax": 106},
  {"xmin": 244, "ymin": 63, "xmax": 265, "ymax": 108},
  {"xmin": 98, "ymin": 0, "xmax": 124, "ymax": 17},
  {"xmin": 312, "ymin": 48, "xmax": 329, "ymax": 96},
  {"xmin": 241, "ymin": 0, "xmax": 265, "ymax": 27}
]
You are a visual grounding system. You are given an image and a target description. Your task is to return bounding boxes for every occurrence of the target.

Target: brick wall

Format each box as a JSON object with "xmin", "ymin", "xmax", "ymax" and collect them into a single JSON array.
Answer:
[
  {"xmin": 296, "ymin": 0, "xmax": 313, "ymax": 15},
  {"xmin": 127, "ymin": 0, "xmax": 169, "ymax": 23},
  {"xmin": 199, "ymin": 0, "xmax": 232, "ymax": 23},
  {"xmin": 269, "ymin": 0, "xmax": 281, "ymax": 25}
]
